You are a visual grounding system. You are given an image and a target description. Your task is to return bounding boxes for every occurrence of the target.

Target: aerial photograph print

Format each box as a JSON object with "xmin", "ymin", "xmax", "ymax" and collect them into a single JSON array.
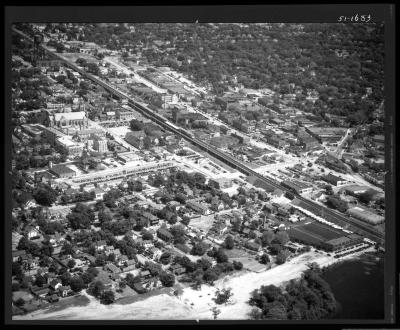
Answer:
[{"xmin": 7, "ymin": 6, "xmax": 393, "ymax": 324}]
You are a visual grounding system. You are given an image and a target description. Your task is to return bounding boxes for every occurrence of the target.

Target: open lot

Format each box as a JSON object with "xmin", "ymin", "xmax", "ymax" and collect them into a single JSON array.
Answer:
[{"xmin": 188, "ymin": 215, "xmax": 215, "ymax": 233}]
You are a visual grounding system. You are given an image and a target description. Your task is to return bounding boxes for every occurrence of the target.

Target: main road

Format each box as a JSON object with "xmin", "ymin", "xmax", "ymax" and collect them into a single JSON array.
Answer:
[{"xmin": 12, "ymin": 27, "xmax": 384, "ymax": 244}]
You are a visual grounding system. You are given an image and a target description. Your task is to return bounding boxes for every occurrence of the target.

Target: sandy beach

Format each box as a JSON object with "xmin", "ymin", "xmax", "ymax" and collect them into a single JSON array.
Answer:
[{"xmin": 13, "ymin": 248, "xmax": 374, "ymax": 320}]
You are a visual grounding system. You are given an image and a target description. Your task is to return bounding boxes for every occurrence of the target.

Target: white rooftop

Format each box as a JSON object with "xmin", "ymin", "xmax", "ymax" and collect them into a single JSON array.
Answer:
[{"xmin": 54, "ymin": 111, "xmax": 86, "ymax": 122}]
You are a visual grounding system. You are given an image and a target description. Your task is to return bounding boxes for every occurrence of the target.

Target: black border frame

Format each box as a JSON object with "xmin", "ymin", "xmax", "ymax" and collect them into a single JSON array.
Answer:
[{"xmin": 3, "ymin": 4, "xmax": 397, "ymax": 328}]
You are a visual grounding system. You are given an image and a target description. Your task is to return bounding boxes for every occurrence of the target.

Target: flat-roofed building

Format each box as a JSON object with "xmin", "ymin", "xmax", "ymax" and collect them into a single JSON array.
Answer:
[
  {"xmin": 281, "ymin": 180, "xmax": 313, "ymax": 194},
  {"xmin": 49, "ymin": 164, "xmax": 76, "ymax": 178},
  {"xmin": 322, "ymin": 173, "xmax": 350, "ymax": 187},
  {"xmin": 55, "ymin": 136, "xmax": 84, "ymax": 157},
  {"xmin": 347, "ymin": 206, "xmax": 384, "ymax": 225}
]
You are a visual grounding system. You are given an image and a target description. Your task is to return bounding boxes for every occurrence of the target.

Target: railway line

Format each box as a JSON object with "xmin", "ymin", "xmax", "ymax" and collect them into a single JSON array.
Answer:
[{"xmin": 12, "ymin": 27, "xmax": 385, "ymax": 244}]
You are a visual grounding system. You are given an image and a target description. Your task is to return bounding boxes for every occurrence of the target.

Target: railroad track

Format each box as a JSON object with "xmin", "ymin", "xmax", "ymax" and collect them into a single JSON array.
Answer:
[{"xmin": 12, "ymin": 27, "xmax": 385, "ymax": 244}]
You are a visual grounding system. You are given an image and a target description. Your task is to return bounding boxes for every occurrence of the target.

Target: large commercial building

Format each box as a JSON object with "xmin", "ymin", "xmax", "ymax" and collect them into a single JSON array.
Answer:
[
  {"xmin": 49, "ymin": 111, "xmax": 89, "ymax": 130},
  {"xmin": 306, "ymin": 127, "xmax": 347, "ymax": 144},
  {"xmin": 281, "ymin": 180, "xmax": 313, "ymax": 194},
  {"xmin": 55, "ymin": 136, "xmax": 84, "ymax": 157},
  {"xmin": 92, "ymin": 135, "xmax": 108, "ymax": 153},
  {"xmin": 67, "ymin": 161, "xmax": 177, "ymax": 186},
  {"xmin": 288, "ymin": 221, "xmax": 363, "ymax": 252},
  {"xmin": 322, "ymin": 173, "xmax": 350, "ymax": 187}
]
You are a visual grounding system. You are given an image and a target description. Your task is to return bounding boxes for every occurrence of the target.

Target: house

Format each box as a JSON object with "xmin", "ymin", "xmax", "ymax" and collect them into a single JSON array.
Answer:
[
  {"xmin": 117, "ymin": 255, "xmax": 129, "ymax": 267},
  {"xmin": 104, "ymin": 245, "xmax": 115, "ymax": 256},
  {"xmin": 46, "ymin": 272, "xmax": 57, "ymax": 285},
  {"xmin": 142, "ymin": 240, "xmax": 154, "ymax": 249},
  {"xmin": 49, "ymin": 279, "xmax": 62, "ymax": 291},
  {"xmin": 25, "ymin": 225, "xmax": 40, "ymax": 240},
  {"xmin": 92, "ymin": 187, "xmax": 105, "ymax": 200},
  {"xmin": 113, "ymin": 248, "xmax": 122, "ymax": 258},
  {"xmin": 141, "ymin": 212, "xmax": 159, "ymax": 226},
  {"xmin": 22, "ymin": 255, "xmax": 40, "ymax": 271},
  {"xmin": 48, "ymin": 294, "xmax": 60, "ymax": 302},
  {"xmin": 143, "ymin": 277, "xmax": 161, "ymax": 290},
  {"xmin": 58, "ymin": 285, "xmax": 72, "ymax": 297},
  {"xmin": 104, "ymin": 262, "xmax": 121, "ymax": 274},
  {"xmin": 186, "ymin": 200, "xmax": 211, "ymax": 215},
  {"xmin": 245, "ymin": 240, "xmax": 262, "ymax": 252},
  {"xmin": 95, "ymin": 240, "xmax": 107, "ymax": 251},
  {"xmin": 31, "ymin": 287, "xmax": 50, "ymax": 299},
  {"xmin": 150, "ymin": 248, "xmax": 162, "ymax": 261},
  {"xmin": 157, "ymin": 228, "xmax": 174, "ymax": 242},
  {"xmin": 12, "ymin": 250, "xmax": 27, "ymax": 262},
  {"xmin": 140, "ymin": 270, "xmax": 152, "ymax": 280},
  {"xmin": 170, "ymin": 264, "xmax": 186, "ymax": 275},
  {"xmin": 132, "ymin": 282, "xmax": 147, "ymax": 294}
]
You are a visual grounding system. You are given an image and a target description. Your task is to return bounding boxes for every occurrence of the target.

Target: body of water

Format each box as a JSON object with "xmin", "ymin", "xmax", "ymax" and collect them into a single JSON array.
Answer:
[{"xmin": 322, "ymin": 252, "xmax": 384, "ymax": 319}]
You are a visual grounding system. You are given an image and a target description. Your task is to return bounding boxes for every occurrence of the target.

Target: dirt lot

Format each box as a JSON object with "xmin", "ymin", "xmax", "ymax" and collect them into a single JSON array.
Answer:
[{"xmin": 188, "ymin": 215, "xmax": 215, "ymax": 233}]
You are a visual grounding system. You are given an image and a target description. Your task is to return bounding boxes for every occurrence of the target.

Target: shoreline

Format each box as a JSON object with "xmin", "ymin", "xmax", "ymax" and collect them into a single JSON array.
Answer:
[{"xmin": 13, "ymin": 248, "xmax": 376, "ymax": 320}]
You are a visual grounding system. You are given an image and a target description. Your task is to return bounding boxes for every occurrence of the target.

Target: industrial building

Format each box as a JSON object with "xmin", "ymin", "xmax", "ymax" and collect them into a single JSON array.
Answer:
[
  {"xmin": 68, "ymin": 161, "xmax": 177, "ymax": 186},
  {"xmin": 347, "ymin": 206, "xmax": 384, "ymax": 225},
  {"xmin": 281, "ymin": 180, "xmax": 313, "ymax": 194},
  {"xmin": 288, "ymin": 221, "xmax": 363, "ymax": 252}
]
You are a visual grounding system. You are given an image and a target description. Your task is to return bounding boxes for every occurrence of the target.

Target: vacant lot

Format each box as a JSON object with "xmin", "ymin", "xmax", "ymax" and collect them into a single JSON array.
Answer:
[{"xmin": 188, "ymin": 215, "xmax": 215, "ymax": 233}]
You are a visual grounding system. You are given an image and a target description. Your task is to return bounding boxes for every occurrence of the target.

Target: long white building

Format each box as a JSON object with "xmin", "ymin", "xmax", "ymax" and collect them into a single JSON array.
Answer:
[{"xmin": 64, "ymin": 161, "xmax": 177, "ymax": 187}]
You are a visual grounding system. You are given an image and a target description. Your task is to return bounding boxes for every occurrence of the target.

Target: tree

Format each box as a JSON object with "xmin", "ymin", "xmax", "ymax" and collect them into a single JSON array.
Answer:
[
  {"xmin": 213, "ymin": 287, "xmax": 233, "ymax": 305},
  {"xmin": 12, "ymin": 282, "xmax": 21, "ymax": 292},
  {"xmin": 358, "ymin": 189, "xmax": 376, "ymax": 204},
  {"xmin": 261, "ymin": 231, "xmax": 275, "ymax": 247},
  {"xmin": 95, "ymin": 254, "xmax": 107, "ymax": 267},
  {"xmin": 100, "ymin": 290, "xmax": 115, "ymax": 304},
  {"xmin": 12, "ymin": 262, "xmax": 23, "ymax": 278},
  {"xmin": 224, "ymin": 235, "xmax": 235, "ymax": 249},
  {"xmin": 56, "ymin": 43, "xmax": 65, "ymax": 53},
  {"xmin": 233, "ymin": 260, "xmax": 243, "ymax": 270},
  {"xmin": 191, "ymin": 241, "xmax": 208, "ymax": 256},
  {"xmin": 274, "ymin": 231, "xmax": 290, "ymax": 246},
  {"xmin": 211, "ymin": 306, "xmax": 221, "ymax": 320},
  {"xmin": 215, "ymin": 248, "xmax": 228, "ymax": 263},
  {"xmin": 276, "ymin": 249, "xmax": 290, "ymax": 265},
  {"xmin": 14, "ymin": 298, "xmax": 25, "ymax": 308},
  {"xmin": 129, "ymin": 119, "xmax": 143, "ymax": 131},
  {"xmin": 324, "ymin": 185, "xmax": 333, "ymax": 195},
  {"xmin": 170, "ymin": 224, "xmax": 186, "ymax": 244},
  {"xmin": 160, "ymin": 272, "xmax": 175, "ymax": 287},
  {"xmin": 98, "ymin": 207, "xmax": 113, "ymax": 224},
  {"xmin": 260, "ymin": 253, "xmax": 270, "ymax": 264},
  {"xmin": 67, "ymin": 259, "xmax": 76, "ymax": 269},
  {"xmin": 326, "ymin": 196, "xmax": 348, "ymax": 213},
  {"xmin": 203, "ymin": 269, "xmax": 218, "ymax": 284},
  {"xmin": 33, "ymin": 184, "xmax": 58, "ymax": 206},
  {"xmin": 159, "ymin": 252, "xmax": 172, "ymax": 265},
  {"xmin": 35, "ymin": 274, "xmax": 46, "ymax": 287},
  {"xmin": 70, "ymin": 276, "xmax": 85, "ymax": 292},
  {"xmin": 141, "ymin": 229, "xmax": 153, "ymax": 241},
  {"xmin": 88, "ymin": 280, "xmax": 105, "ymax": 298}
]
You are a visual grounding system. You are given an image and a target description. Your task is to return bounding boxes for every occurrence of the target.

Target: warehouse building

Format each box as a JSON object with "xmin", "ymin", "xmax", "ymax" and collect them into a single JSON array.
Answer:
[
  {"xmin": 322, "ymin": 173, "xmax": 350, "ymax": 187},
  {"xmin": 347, "ymin": 206, "xmax": 384, "ymax": 225},
  {"xmin": 281, "ymin": 180, "xmax": 313, "ymax": 194}
]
